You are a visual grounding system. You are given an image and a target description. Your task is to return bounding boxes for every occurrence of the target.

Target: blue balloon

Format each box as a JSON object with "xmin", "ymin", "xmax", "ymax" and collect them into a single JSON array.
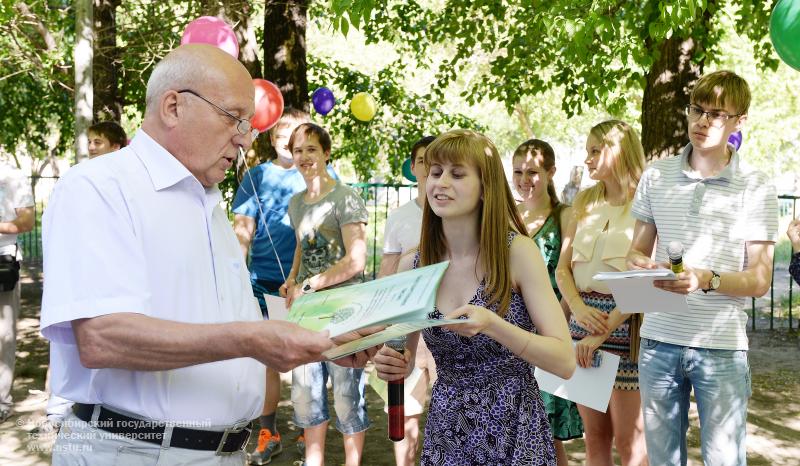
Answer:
[
  {"xmin": 728, "ymin": 131, "xmax": 742, "ymax": 151},
  {"xmin": 311, "ymin": 87, "xmax": 335, "ymax": 116}
]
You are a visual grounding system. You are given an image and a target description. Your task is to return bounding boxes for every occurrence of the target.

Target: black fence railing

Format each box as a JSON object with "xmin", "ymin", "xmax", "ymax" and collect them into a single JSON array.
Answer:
[
  {"xmin": 16, "ymin": 175, "xmax": 799, "ymax": 331},
  {"xmin": 755, "ymin": 194, "xmax": 800, "ymax": 331},
  {"xmin": 349, "ymin": 182, "xmax": 418, "ymax": 280}
]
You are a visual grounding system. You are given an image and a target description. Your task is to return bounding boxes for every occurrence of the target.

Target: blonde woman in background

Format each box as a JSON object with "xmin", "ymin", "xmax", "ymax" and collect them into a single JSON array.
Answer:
[{"xmin": 555, "ymin": 120, "xmax": 648, "ymax": 466}]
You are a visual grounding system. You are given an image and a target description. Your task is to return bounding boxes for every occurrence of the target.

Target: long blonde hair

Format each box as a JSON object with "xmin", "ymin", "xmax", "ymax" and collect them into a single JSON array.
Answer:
[
  {"xmin": 573, "ymin": 120, "xmax": 646, "ymax": 219},
  {"xmin": 420, "ymin": 130, "xmax": 527, "ymax": 317}
]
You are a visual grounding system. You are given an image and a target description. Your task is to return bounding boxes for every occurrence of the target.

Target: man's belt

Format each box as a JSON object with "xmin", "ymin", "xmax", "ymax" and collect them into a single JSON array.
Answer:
[{"xmin": 72, "ymin": 403, "xmax": 251, "ymax": 454}]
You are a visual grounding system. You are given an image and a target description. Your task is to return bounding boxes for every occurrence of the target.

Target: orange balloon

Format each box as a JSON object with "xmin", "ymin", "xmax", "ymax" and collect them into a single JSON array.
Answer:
[{"xmin": 251, "ymin": 79, "xmax": 284, "ymax": 132}]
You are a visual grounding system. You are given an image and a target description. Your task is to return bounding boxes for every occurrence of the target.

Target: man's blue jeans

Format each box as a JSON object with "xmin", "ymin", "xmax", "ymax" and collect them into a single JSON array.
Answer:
[{"xmin": 639, "ymin": 338, "xmax": 751, "ymax": 466}]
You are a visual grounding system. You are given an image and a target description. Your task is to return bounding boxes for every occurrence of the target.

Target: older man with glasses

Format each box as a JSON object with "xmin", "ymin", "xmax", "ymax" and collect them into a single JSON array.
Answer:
[{"xmin": 40, "ymin": 44, "xmax": 367, "ymax": 465}]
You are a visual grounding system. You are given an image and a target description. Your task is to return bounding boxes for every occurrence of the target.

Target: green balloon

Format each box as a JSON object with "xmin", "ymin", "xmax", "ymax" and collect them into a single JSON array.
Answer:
[
  {"xmin": 402, "ymin": 158, "xmax": 417, "ymax": 182},
  {"xmin": 771, "ymin": 0, "xmax": 800, "ymax": 71}
]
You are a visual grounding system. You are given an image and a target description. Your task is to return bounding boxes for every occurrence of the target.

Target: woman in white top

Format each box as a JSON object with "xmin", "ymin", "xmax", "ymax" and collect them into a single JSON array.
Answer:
[{"xmin": 555, "ymin": 120, "xmax": 648, "ymax": 466}]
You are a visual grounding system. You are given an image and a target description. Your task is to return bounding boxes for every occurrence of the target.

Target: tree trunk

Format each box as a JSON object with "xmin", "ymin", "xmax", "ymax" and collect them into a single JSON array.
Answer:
[
  {"xmin": 74, "ymin": 0, "xmax": 93, "ymax": 164},
  {"xmin": 640, "ymin": 34, "xmax": 704, "ymax": 161},
  {"xmin": 199, "ymin": 0, "xmax": 262, "ymax": 79},
  {"xmin": 263, "ymin": 0, "xmax": 309, "ymax": 112},
  {"xmin": 93, "ymin": 0, "xmax": 121, "ymax": 123},
  {"xmin": 514, "ymin": 103, "xmax": 535, "ymax": 139},
  {"xmin": 641, "ymin": 3, "xmax": 718, "ymax": 162}
]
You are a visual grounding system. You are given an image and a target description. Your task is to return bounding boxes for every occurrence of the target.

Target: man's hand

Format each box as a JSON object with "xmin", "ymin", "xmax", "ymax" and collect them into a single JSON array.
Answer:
[
  {"xmin": 329, "ymin": 325, "xmax": 387, "ymax": 368},
  {"xmin": 654, "ymin": 267, "xmax": 708, "ymax": 295},
  {"xmin": 252, "ymin": 321, "xmax": 335, "ymax": 372}
]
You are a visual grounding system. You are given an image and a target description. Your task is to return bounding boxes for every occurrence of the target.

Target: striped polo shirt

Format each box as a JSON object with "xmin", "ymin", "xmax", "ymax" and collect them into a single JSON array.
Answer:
[{"xmin": 631, "ymin": 144, "xmax": 778, "ymax": 350}]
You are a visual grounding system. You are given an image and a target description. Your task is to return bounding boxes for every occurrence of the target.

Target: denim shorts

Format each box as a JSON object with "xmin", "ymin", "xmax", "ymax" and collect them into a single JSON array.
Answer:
[{"xmin": 291, "ymin": 362, "xmax": 369, "ymax": 434}]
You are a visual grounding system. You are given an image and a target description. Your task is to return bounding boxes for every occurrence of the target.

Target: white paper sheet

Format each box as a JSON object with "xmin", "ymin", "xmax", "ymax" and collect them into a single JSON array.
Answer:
[
  {"xmin": 534, "ymin": 350, "xmax": 620, "ymax": 413},
  {"xmin": 264, "ymin": 293, "xmax": 289, "ymax": 321},
  {"xmin": 593, "ymin": 269, "xmax": 690, "ymax": 314}
]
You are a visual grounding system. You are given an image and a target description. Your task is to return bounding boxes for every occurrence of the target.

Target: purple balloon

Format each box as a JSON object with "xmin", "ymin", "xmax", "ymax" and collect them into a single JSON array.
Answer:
[
  {"xmin": 312, "ymin": 87, "xmax": 335, "ymax": 116},
  {"xmin": 728, "ymin": 131, "xmax": 742, "ymax": 151}
]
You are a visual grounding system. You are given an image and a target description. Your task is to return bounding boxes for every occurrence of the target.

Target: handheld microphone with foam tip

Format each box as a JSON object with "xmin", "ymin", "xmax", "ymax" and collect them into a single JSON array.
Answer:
[
  {"xmin": 385, "ymin": 336, "xmax": 407, "ymax": 442},
  {"xmin": 667, "ymin": 241, "xmax": 685, "ymax": 274}
]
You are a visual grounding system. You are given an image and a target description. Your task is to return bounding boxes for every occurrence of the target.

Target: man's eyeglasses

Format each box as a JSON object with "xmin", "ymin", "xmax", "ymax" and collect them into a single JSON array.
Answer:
[
  {"xmin": 178, "ymin": 89, "xmax": 254, "ymax": 136},
  {"xmin": 685, "ymin": 104, "xmax": 743, "ymax": 127}
]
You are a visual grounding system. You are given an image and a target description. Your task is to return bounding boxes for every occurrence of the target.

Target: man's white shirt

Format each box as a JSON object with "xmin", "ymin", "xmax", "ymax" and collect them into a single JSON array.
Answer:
[
  {"xmin": 41, "ymin": 131, "xmax": 264, "ymax": 426},
  {"xmin": 0, "ymin": 163, "xmax": 34, "ymax": 256},
  {"xmin": 382, "ymin": 198, "xmax": 423, "ymax": 255}
]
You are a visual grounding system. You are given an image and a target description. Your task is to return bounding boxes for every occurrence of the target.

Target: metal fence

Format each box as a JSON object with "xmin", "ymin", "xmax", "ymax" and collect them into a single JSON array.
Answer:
[
  {"xmin": 16, "ymin": 175, "xmax": 799, "ymax": 330},
  {"xmin": 757, "ymin": 194, "xmax": 800, "ymax": 330}
]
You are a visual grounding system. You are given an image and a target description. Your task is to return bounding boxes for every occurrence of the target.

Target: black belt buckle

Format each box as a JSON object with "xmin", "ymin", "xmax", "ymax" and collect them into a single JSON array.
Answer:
[{"xmin": 215, "ymin": 421, "xmax": 251, "ymax": 456}]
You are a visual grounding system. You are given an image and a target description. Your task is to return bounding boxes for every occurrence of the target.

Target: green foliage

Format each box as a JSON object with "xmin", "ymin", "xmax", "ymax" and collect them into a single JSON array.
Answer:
[
  {"xmin": 308, "ymin": 57, "xmax": 480, "ymax": 181},
  {"xmin": 0, "ymin": 0, "xmax": 74, "ymax": 160},
  {"xmin": 326, "ymin": 0, "xmax": 777, "ymax": 119},
  {"xmin": 115, "ymin": 1, "xmax": 202, "ymax": 125},
  {"xmin": 0, "ymin": 0, "xmax": 201, "ymax": 162}
]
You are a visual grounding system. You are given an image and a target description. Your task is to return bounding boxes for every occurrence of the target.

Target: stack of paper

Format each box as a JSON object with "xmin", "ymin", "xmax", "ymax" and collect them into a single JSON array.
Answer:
[{"xmin": 592, "ymin": 268, "xmax": 689, "ymax": 314}]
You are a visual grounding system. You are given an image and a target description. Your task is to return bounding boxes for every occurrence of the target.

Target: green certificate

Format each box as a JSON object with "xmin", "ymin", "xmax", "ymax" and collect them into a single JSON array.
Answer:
[{"xmin": 287, "ymin": 261, "xmax": 450, "ymax": 338}]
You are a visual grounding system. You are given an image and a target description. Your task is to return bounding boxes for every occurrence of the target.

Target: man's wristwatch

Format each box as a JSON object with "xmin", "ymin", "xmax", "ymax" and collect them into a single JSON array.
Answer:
[
  {"xmin": 301, "ymin": 278, "xmax": 315, "ymax": 294},
  {"xmin": 702, "ymin": 270, "xmax": 720, "ymax": 294}
]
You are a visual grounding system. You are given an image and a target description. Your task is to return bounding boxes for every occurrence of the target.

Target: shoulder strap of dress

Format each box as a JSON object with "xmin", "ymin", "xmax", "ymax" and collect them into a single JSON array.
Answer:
[{"xmin": 507, "ymin": 230, "xmax": 517, "ymax": 248}]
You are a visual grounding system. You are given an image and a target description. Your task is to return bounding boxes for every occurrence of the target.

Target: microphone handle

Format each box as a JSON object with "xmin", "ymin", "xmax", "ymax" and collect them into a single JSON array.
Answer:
[
  {"xmin": 386, "ymin": 338, "xmax": 406, "ymax": 442},
  {"xmin": 388, "ymin": 378, "xmax": 404, "ymax": 441},
  {"xmin": 670, "ymin": 257, "xmax": 684, "ymax": 274}
]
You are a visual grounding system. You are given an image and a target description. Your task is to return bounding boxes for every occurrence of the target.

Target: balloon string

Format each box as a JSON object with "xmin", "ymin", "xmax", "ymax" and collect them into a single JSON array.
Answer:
[{"xmin": 237, "ymin": 143, "xmax": 288, "ymax": 283}]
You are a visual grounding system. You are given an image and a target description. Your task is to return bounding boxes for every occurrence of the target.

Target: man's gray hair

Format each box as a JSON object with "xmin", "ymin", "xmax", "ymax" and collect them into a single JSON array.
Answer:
[{"xmin": 145, "ymin": 51, "xmax": 205, "ymax": 113}]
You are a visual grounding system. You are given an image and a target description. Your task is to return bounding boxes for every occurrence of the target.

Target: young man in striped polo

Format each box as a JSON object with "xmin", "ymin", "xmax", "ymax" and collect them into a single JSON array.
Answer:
[{"xmin": 626, "ymin": 70, "xmax": 778, "ymax": 466}]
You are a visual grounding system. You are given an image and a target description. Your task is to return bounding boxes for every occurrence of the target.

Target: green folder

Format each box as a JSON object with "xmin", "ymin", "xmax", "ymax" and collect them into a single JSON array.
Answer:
[{"xmin": 286, "ymin": 261, "xmax": 468, "ymax": 359}]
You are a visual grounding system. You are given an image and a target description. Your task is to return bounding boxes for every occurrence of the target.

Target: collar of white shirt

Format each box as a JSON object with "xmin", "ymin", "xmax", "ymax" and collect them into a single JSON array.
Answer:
[{"xmin": 129, "ymin": 129, "xmax": 223, "ymax": 208}]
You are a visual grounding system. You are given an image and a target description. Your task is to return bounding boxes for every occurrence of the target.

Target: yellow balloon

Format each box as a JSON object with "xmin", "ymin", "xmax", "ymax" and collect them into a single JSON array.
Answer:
[{"xmin": 350, "ymin": 92, "xmax": 377, "ymax": 122}]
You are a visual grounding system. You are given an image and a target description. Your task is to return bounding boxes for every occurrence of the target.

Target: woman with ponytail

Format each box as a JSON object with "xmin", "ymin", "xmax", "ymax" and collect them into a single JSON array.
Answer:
[
  {"xmin": 555, "ymin": 121, "xmax": 648, "ymax": 466},
  {"xmin": 512, "ymin": 139, "xmax": 584, "ymax": 465}
]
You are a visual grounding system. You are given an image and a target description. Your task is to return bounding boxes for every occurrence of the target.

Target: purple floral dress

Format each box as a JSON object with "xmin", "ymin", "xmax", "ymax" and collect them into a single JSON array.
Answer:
[{"xmin": 415, "ymin": 233, "xmax": 556, "ymax": 466}]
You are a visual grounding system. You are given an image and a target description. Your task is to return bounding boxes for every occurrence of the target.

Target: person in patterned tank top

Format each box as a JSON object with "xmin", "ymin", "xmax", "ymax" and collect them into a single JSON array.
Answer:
[
  {"xmin": 555, "ymin": 120, "xmax": 648, "ymax": 466},
  {"xmin": 373, "ymin": 129, "xmax": 575, "ymax": 466}
]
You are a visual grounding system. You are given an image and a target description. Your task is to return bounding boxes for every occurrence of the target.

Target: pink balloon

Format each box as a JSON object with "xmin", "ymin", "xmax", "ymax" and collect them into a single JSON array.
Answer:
[{"xmin": 181, "ymin": 16, "xmax": 239, "ymax": 58}]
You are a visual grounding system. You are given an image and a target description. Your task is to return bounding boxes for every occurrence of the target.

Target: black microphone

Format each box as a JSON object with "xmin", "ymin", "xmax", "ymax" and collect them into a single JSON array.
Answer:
[
  {"xmin": 667, "ymin": 241, "xmax": 685, "ymax": 274},
  {"xmin": 385, "ymin": 336, "xmax": 406, "ymax": 442}
]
